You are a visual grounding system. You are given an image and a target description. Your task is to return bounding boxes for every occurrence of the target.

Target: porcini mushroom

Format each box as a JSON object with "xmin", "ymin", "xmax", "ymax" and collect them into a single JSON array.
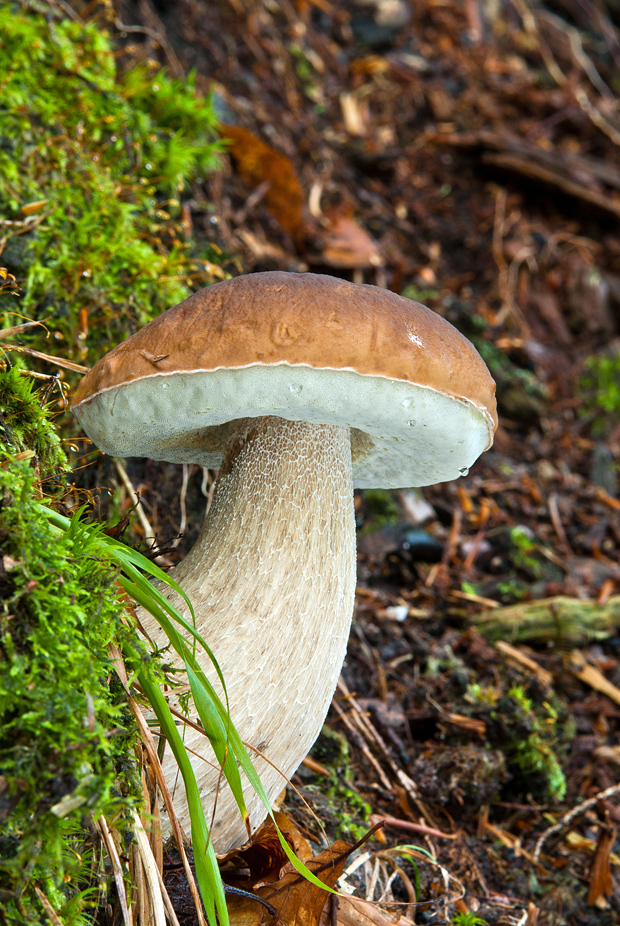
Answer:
[{"xmin": 72, "ymin": 271, "xmax": 497, "ymax": 851}]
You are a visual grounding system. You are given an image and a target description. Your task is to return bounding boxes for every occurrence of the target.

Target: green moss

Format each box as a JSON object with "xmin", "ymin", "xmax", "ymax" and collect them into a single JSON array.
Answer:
[
  {"xmin": 579, "ymin": 351, "xmax": 620, "ymax": 436},
  {"xmin": 321, "ymin": 778, "xmax": 371, "ymax": 842},
  {"xmin": 401, "ymin": 284, "xmax": 440, "ymax": 305},
  {"xmin": 490, "ymin": 686, "xmax": 571, "ymax": 802},
  {"xmin": 0, "ymin": 365, "xmax": 67, "ymax": 477},
  {"xmin": 464, "ymin": 681, "xmax": 572, "ymax": 802},
  {"xmin": 451, "ymin": 914, "xmax": 488, "ymax": 926},
  {"xmin": 509, "ymin": 525, "xmax": 544, "ymax": 579},
  {"xmin": 0, "ymin": 3, "xmax": 224, "ymax": 363},
  {"xmin": 308, "ymin": 728, "xmax": 371, "ymax": 841},
  {"xmin": 0, "ymin": 452, "xmax": 147, "ymax": 923},
  {"xmin": 359, "ymin": 489, "xmax": 401, "ymax": 535}
]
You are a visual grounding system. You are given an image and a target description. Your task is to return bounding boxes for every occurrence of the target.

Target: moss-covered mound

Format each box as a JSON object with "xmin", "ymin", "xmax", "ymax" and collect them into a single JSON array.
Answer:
[
  {"xmin": 0, "ymin": 449, "xmax": 145, "ymax": 924},
  {"xmin": 0, "ymin": 2, "xmax": 224, "ymax": 362},
  {"xmin": 0, "ymin": 365, "xmax": 67, "ymax": 476}
]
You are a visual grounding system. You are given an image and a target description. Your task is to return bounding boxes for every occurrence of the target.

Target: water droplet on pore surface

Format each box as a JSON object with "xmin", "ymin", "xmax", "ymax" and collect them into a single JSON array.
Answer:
[
  {"xmin": 407, "ymin": 420, "xmax": 416, "ymax": 427},
  {"xmin": 161, "ymin": 383, "xmax": 168, "ymax": 389},
  {"xmin": 402, "ymin": 397, "xmax": 413, "ymax": 408},
  {"xmin": 289, "ymin": 383, "xmax": 302, "ymax": 394},
  {"xmin": 459, "ymin": 466, "xmax": 469, "ymax": 477}
]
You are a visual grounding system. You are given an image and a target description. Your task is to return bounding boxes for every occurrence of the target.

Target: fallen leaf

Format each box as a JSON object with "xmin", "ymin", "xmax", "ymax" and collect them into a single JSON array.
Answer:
[
  {"xmin": 316, "ymin": 209, "xmax": 383, "ymax": 269},
  {"xmin": 224, "ymin": 816, "xmax": 386, "ymax": 926},
  {"xmin": 587, "ymin": 822, "xmax": 615, "ymax": 905},
  {"xmin": 221, "ymin": 125, "xmax": 305, "ymax": 244},
  {"xmin": 220, "ymin": 813, "xmax": 313, "ymax": 888},
  {"xmin": 20, "ymin": 200, "xmax": 48, "ymax": 215},
  {"xmin": 327, "ymin": 895, "xmax": 412, "ymax": 926},
  {"xmin": 227, "ymin": 839, "xmax": 354, "ymax": 926}
]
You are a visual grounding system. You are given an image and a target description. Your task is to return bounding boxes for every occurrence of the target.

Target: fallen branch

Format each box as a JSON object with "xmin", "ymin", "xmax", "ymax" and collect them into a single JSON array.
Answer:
[{"xmin": 473, "ymin": 596, "xmax": 620, "ymax": 645}]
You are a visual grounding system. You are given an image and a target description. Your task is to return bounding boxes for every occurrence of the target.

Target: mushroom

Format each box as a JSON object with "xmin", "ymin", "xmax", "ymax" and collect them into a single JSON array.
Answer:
[{"xmin": 72, "ymin": 271, "xmax": 497, "ymax": 851}]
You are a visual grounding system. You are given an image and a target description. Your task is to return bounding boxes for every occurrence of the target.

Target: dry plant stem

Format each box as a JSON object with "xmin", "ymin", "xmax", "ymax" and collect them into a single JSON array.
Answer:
[
  {"xmin": 132, "ymin": 809, "xmax": 167, "ymax": 926},
  {"xmin": 98, "ymin": 816, "xmax": 132, "ymax": 926},
  {"xmin": 34, "ymin": 887, "xmax": 63, "ymax": 926},
  {"xmin": 109, "ymin": 644, "xmax": 207, "ymax": 926},
  {"xmin": 139, "ymin": 416, "xmax": 356, "ymax": 851},
  {"xmin": 113, "ymin": 458, "xmax": 162, "ymax": 554}
]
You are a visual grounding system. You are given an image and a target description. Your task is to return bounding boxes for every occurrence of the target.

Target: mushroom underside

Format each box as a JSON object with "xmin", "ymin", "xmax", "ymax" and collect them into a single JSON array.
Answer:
[{"xmin": 137, "ymin": 415, "xmax": 357, "ymax": 852}]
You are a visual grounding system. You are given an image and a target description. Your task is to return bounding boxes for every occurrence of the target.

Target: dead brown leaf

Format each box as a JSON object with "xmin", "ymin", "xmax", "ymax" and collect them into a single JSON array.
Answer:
[
  {"xmin": 328, "ymin": 895, "xmax": 412, "ymax": 926},
  {"xmin": 226, "ymin": 838, "xmax": 353, "ymax": 926},
  {"xmin": 224, "ymin": 816, "xmax": 387, "ymax": 926},
  {"xmin": 221, "ymin": 125, "xmax": 305, "ymax": 244},
  {"xmin": 316, "ymin": 209, "xmax": 383, "ymax": 270},
  {"xmin": 220, "ymin": 813, "xmax": 313, "ymax": 888},
  {"xmin": 587, "ymin": 820, "xmax": 615, "ymax": 905}
]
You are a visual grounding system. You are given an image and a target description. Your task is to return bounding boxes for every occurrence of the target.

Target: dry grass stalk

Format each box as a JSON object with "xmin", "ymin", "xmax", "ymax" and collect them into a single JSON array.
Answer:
[
  {"xmin": 132, "ymin": 809, "xmax": 167, "ymax": 926},
  {"xmin": 98, "ymin": 815, "xmax": 133, "ymax": 926},
  {"xmin": 109, "ymin": 643, "xmax": 208, "ymax": 926}
]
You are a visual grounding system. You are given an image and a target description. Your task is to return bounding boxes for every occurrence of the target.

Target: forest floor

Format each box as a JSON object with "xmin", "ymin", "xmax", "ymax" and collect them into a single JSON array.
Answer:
[{"xmin": 77, "ymin": 1, "xmax": 620, "ymax": 924}]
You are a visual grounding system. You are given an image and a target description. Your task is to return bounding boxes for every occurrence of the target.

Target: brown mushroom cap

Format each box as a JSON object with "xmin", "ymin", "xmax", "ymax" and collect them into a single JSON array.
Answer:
[{"xmin": 72, "ymin": 271, "xmax": 497, "ymax": 487}]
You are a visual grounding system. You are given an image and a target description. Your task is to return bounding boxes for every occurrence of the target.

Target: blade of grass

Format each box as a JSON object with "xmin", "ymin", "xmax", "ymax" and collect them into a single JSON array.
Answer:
[
  {"xmin": 117, "ymin": 665, "xmax": 208, "ymax": 926},
  {"xmin": 139, "ymin": 669, "xmax": 227, "ymax": 926},
  {"xmin": 121, "ymin": 576, "xmax": 248, "ymax": 821}
]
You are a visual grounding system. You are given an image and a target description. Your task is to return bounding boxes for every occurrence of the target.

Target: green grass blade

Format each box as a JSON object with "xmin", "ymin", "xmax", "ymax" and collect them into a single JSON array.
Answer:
[
  {"xmin": 120, "ymin": 576, "xmax": 248, "ymax": 819},
  {"xmin": 139, "ymin": 669, "xmax": 227, "ymax": 926}
]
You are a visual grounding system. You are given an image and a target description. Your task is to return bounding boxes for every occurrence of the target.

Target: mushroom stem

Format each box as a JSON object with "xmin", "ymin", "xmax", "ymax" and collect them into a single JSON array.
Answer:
[{"xmin": 139, "ymin": 416, "xmax": 356, "ymax": 851}]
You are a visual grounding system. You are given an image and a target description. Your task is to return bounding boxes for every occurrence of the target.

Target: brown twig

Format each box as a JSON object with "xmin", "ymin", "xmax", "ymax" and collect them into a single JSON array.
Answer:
[
  {"xmin": 370, "ymin": 814, "xmax": 456, "ymax": 841},
  {"xmin": 534, "ymin": 782, "xmax": 620, "ymax": 861}
]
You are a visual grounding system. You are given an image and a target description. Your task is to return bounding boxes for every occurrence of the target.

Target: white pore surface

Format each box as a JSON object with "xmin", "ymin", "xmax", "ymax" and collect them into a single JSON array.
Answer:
[{"xmin": 74, "ymin": 364, "xmax": 494, "ymax": 488}]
